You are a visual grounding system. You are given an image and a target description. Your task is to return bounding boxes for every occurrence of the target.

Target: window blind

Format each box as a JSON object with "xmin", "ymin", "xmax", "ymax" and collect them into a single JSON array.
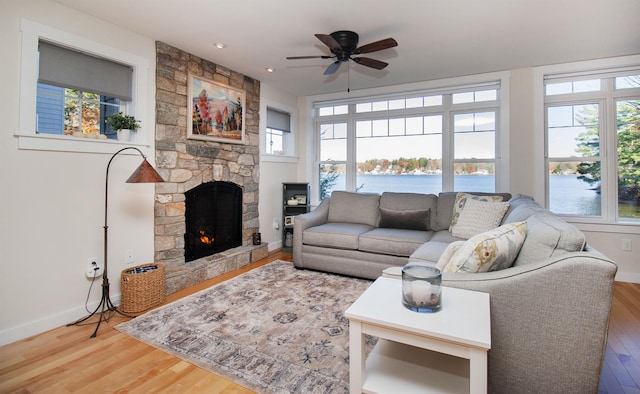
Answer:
[
  {"xmin": 267, "ymin": 108, "xmax": 291, "ymax": 132},
  {"xmin": 38, "ymin": 41, "xmax": 133, "ymax": 101}
]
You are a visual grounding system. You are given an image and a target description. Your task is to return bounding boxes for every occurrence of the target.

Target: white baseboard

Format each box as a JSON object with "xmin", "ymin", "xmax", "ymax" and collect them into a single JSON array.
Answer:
[
  {"xmin": 268, "ymin": 240, "xmax": 282, "ymax": 252},
  {"xmin": 0, "ymin": 294, "xmax": 121, "ymax": 347},
  {"xmin": 615, "ymin": 270, "xmax": 640, "ymax": 284}
]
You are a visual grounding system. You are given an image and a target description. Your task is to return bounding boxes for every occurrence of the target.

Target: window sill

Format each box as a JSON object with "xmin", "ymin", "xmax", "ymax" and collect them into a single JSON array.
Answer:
[
  {"xmin": 567, "ymin": 220, "xmax": 640, "ymax": 235},
  {"xmin": 260, "ymin": 154, "xmax": 299, "ymax": 164},
  {"xmin": 15, "ymin": 133, "xmax": 150, "ymax": 155}
]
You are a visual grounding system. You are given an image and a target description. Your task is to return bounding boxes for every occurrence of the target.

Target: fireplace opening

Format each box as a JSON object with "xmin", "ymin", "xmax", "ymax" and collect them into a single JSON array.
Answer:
[{"xmin": 184, "ymin": 181, "xmax": 242, "ymax": 262}]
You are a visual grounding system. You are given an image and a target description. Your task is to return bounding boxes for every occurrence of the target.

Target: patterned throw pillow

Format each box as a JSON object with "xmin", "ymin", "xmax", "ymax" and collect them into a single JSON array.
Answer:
[
  {"xmin": 451, "ymin": 198, "xmax": 511, "ymax": 239},
  {"xmin": 449, "ymin": 192, "xmax": 504, "ymax": 231},
  {"xmin": 443, "ymin": 221, "xmax": 528, "ymax": 273}
]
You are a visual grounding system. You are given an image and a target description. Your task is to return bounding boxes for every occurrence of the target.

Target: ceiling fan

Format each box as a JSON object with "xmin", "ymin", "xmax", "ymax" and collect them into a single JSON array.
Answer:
[{"xmin": 287, "ymin": 31, "xmax": 398, "ymax": 75}]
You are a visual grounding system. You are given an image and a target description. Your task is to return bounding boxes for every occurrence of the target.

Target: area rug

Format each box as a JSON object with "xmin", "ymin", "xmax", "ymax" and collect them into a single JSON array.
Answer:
[{"xmin": 116, "ymin": 261, "xmax": 375, "ymax": 393}]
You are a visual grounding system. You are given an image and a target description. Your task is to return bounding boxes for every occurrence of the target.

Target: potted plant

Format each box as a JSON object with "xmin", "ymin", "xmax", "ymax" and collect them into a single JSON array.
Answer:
[{"xmin": 106, "ymin": 112, "xmax": 141, "ymax": 141}]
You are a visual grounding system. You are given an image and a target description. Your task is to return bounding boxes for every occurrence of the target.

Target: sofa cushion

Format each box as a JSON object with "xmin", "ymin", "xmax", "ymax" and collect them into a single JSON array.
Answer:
[
  {"xmin": 443, "ymin": 221, "xmax": 528, "ymax": 273},
  {"xmin": 408, "ymin": 240, "xmax": 455, "ymax": 264},
  {"xmin": 435, "ymin": 191, "xmax": 511, "ymax": 231},
  {"xmin": 327, "ymin": 191, "xmax": 380, "ymax": 227},
  {"xmin": 435, "ymin": 241, "xmax": 465, "ymax": 270},
  {"xmin": 379, "ymin": 207, "xmax": 431, "ymax": 231},
  {"xmin": 380, "ymin": 192, "xmax": 438, "ymax": 230},
  {"xmin": 451, "ymin": 198, "xmax": 511, "ymax": 239},
  {"xmin": 303, "ymin": 222, "xmax": 374, "ymax": 250},
  {"xmin": 502, "ymin": 195, "xmax": 587, "ymax": 266},
  {"xmin": 512, "ymin": 214, "xmax": 586, "ymax": 266},
  {"xmin": 359, "ymin": 228, "xmax": 432, "ymax": 257},
  {"xmin": 449, "ymin": 192, "xmax": 505, "ymax": 231}
]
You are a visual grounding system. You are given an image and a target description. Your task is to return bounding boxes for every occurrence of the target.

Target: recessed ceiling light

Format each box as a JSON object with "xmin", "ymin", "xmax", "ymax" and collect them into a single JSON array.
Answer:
[
  {"xmin": 266, "ymin": 67, "xmax": 275, "ymax": 73},
  {"xmin": 214, "ymin": 43, "xmax": 226, "ymax": 49}
]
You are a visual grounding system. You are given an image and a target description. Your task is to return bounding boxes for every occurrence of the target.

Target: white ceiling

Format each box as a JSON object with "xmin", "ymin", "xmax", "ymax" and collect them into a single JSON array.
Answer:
[{"xmin": 56, "ymin": 0, "xmax": 640, "ymax": 97}]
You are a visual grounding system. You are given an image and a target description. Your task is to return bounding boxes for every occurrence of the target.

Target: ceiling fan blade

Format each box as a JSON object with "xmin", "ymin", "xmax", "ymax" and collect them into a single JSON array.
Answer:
[
  {"xmin": 286, "ymin": 55, "xmax": 334, "ymax": 60},
  {"xmin": 356, "ymin": 38, "xmax": 398, "ymax": 54},
  {"xmin": 352, "ymin": 57, "xmax": 389, "ymax": 70},
  {"xmin": 315, "ymin": 33, "xmax": 342, "ymax": 51},
  {"xmin": 323, "ymin": 61, "xmax": 342, "ymax": 75}
]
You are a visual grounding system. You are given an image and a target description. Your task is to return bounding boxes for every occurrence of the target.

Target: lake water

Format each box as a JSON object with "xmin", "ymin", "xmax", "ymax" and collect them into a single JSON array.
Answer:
[{"xmin": 325, "ymin": 174, "xmax": 600, "ymax": 216}]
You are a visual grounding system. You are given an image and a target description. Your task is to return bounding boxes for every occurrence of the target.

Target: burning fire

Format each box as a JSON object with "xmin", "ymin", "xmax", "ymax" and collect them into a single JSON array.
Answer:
[{"xmin": 199, "ymin": 230, "xmax": 215, "ymax": 245}]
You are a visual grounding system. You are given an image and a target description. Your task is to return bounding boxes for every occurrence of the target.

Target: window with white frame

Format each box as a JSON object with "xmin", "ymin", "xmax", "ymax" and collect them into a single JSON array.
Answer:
[
  {"xmin": 18, "ymin": 19, "xmax": 148, "ymax": 153},
  {"xmin": 265, "ymin": 107, "xmax": 291, "ymax": 155},
  {"xmin": 544, "ymin": 69, "xmax": 640, "ymax": 221},
  {"xmin": 36, "ymin": 41, "xmax": 132, "ymax": 139},
  {"xmin": 315, "ymin": 84, "xmax": 501, "ymax": 200}
]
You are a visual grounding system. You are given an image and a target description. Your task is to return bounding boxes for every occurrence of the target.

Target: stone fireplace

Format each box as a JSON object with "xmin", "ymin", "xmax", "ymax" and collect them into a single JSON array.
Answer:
[{"xmin": 153, "ymin": 42, "xmax": 267, "ymax": 294}]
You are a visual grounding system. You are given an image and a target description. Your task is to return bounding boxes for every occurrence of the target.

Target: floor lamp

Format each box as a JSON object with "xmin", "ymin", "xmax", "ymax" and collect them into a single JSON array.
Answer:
[{"xmin": 68, "ymin": 147, "xmax": 164, "ymax": 338}]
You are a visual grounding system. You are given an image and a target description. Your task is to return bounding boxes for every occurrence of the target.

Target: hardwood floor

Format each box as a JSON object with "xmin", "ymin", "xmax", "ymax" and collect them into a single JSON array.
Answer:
[
  {"xmin": 1, "ymin": 252, "xmax": 638, "ymax": 393},
  {"xmin": 599, "ymin": 281, "xmax": 640, "ymax": 394}
]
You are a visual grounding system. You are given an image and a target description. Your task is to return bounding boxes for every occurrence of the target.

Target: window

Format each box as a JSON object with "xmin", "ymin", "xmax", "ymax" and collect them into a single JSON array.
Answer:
[
  {"xmin": 265, "ymin": 108, "xmax": 291, "ymax": 155},
  {"xmin": 319, "ymin": 122, "xmax": 347, "ymax": 199},
  {"xmin": 316, "ymin": 83, "xmax": 502, "ymax": 200},
  {"xmin": 36, "ymin": 41, "xmax": 132, "ymax": 139},
  {"xmin": 18, "ymin": 19, "xmax": 149, "ymax": 153},
  {"xmin": 544, "ymin": 69, "xmax": 640, "ymax": 221},
  {"xmin": 36, "ymin": 84, "xmax": 121, "ymax": 137}
]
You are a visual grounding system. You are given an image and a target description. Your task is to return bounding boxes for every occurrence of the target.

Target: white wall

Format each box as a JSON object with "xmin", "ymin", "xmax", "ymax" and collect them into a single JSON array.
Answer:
[
  {"xmin": 258, "ymin": 84, "xmax": 299, "ymax": 249},
  {"xmin": 0, "ymin": 1, "xmax": 158, "ymax": 345}
]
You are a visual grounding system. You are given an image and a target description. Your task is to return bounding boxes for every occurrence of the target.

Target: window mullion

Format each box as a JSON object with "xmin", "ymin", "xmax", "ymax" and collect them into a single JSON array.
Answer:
[
  {"xmin": 442, "ymin": 97, "xmax": 454, "ymax": 191},
  {"xmin": 346, "ymin": 115, "xmax": 357, "ymax": 191},
  {"xmin": 603, "ymin": 92, "xmax": 617, "ymax": 221}
]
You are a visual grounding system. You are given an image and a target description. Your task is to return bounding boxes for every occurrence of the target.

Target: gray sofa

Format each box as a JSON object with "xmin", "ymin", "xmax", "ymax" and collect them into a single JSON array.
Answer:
[{"xmin": 293, "ymin": 190, "xmax": 617, "ymax": 393}]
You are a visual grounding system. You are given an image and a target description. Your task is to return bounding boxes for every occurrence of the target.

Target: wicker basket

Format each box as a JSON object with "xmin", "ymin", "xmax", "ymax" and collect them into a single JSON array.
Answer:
[{"xmin": 120, "ymin": 263, "xmax": 166, "ymax": 313}]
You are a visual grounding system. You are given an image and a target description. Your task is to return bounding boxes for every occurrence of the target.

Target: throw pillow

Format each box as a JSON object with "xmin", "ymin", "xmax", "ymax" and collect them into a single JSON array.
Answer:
[
  {"xmin": 379, "ymin": 207, "xmax": 431, "ymax": 231},
  {"xmin": 435, "ymin": 241, "xmax": 465, "ymax": 270},
  {"xmin": 451, "ymin": 198, "xmax": 511, "ymax": 239},
  {"xmin": 443, "ymin": 221, "xmax": 528, "ymax": 273},
  {"xmin": 449, "ymin": 192, "xmax": 504, "ymax": 231}
]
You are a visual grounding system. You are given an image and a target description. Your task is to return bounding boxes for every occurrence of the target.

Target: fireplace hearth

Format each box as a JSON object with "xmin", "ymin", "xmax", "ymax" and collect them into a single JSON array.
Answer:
[{"xmin": 184, "ymin": 181, "xmax": 242, "ymax": 262}]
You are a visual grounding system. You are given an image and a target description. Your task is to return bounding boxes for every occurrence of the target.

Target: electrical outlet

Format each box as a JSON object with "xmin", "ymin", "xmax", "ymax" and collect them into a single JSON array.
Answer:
[
  {"xmin": 273, "ymin": 218, "xmax": 279, "ymax": 230},
  {"xmin": 125, "ymin": 249, "xmax": 134, "ymax": 264},
  {"xmin": 622, "ymin": 239, "xmax": 632, "ymax": 251},
  {"xmin": 86, "ymin": 258, "xmax": 103, "ymax": 278}
]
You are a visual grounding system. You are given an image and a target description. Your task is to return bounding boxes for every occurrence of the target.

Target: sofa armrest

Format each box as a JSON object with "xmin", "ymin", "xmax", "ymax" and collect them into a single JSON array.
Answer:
[
  {"xmin": 442, "ymin": 250, "xmax": 617, "ymax": 393},
  {"xmin": 293, "ymin": 198, "xmax": 330, "ymax": 268}
]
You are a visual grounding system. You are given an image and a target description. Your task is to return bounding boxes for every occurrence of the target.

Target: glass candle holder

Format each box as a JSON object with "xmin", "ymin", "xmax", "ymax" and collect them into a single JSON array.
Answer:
[{"xmin": 401, "ymin": 262, "xmax": 442, "ymax": 313}]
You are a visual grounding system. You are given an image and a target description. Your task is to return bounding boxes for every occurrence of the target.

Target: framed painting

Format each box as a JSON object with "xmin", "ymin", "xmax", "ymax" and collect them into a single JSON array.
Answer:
[{"xmin": 188, "ymin": 74, "xmax": 246, "ymax": 144}]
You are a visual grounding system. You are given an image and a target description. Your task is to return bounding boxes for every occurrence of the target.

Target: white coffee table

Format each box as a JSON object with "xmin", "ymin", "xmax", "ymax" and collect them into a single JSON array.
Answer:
[{"xmin": 344, "ymin": 277, "xmax": 491, "ymax": 394}]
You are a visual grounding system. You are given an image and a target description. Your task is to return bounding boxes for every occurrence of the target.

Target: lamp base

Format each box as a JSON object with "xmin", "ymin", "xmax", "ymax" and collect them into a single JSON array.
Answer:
[{"xmin": 67, "ymin": 277, "xmax": 134, "ymax": 338}]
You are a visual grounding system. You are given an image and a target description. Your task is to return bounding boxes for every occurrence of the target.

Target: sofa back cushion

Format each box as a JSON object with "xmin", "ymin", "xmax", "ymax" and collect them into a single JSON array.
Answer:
[
  {"xmin": 435, "ymin": 191, "xmax": 512, "ymax": 231},
  {"xmin": 327, "ymin": 191, "xmax": 380, "ymax": 227},
  {"xmin": 379, "ymin": 192, "xmax": 437, "ymax": 230},
  {"xmin": 503, "ymin": 195, "xmax": 587, "ymax": 266}
]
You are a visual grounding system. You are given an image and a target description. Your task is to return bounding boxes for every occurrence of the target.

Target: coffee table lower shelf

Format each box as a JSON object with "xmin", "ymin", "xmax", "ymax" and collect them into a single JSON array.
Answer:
[{"xmin": 363, "ymin": 339, "xmax": 470, "ymax": 394}]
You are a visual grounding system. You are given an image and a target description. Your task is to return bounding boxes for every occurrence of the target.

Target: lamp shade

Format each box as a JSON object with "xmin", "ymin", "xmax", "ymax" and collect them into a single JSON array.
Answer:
[{"xmin": 126, "ymin": 159, "xmax": 165, "ymax": 183}]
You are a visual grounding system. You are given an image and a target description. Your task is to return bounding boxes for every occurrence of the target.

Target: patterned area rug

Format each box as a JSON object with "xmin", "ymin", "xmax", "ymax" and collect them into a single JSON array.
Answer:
[{"xmin": 116, "ymin": 261, "xmax": 374, "ymax": 393}]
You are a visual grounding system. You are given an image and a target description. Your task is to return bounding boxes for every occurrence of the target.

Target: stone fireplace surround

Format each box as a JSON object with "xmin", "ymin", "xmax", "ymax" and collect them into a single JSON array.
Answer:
[{"xmin": 153, "ymin": 42, "xmax": 267, "ymax": 295}]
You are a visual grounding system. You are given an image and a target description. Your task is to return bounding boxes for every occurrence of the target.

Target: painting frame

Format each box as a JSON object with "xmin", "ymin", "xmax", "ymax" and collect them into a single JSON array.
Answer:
[{"xmin": 188, "ymin": 73, "xmax": 246, "ymax": 144}]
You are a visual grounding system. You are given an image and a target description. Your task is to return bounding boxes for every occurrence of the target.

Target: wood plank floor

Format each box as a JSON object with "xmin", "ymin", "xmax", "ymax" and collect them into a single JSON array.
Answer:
[{"xmin": 1, "ymin": 252, "xmax": 638, "ymax": 393}]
